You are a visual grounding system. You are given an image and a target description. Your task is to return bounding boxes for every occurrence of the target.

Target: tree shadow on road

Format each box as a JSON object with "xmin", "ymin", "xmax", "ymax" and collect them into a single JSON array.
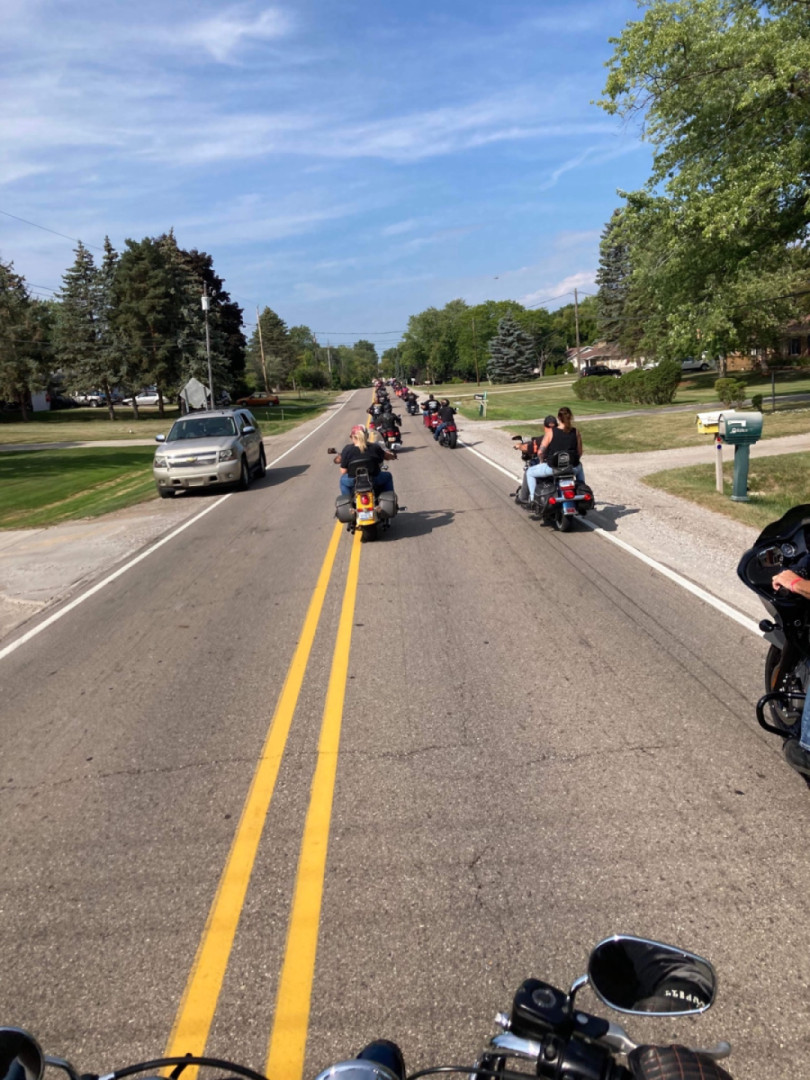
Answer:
[
  {"xmin": 591, "ymin": 502, "xmax": 641, "ymax": 531},
  {"xmin": 387, "ymin": 509, "xmax": 455, "ymax": 539}
]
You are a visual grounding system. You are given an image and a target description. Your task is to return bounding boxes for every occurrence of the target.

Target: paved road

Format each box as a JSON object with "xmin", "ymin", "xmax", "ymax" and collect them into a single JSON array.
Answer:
[{"xmin": 0, "ymin": 397, "xmax": 807, "ymax": 1080}]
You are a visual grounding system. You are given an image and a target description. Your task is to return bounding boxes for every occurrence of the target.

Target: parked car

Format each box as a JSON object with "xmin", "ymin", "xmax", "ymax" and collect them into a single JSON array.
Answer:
[
  {"xmin": 236, "ymin": 391, "xmax": 280, "ymax": 407},
  {"xmin": 680, "ymin": 357, "xmax": 712, "ymax": 372},
  {"xmin": 153, "ymin": 408, "xmax": 266, "ymax": 498},
  {"xmin": 579, "ymin": 364, "xmax": 622, "ymax": 378},
  {"xmin": 49, "ymin": 393, "xmax": 78, "ymax": 409},
  {"xmin": 74, "ymin": 390, "xmax": 108, "ymax": 407},
  {"xmin": 124, "ymin": 389, "xmax": 161, "ymax": 406}
]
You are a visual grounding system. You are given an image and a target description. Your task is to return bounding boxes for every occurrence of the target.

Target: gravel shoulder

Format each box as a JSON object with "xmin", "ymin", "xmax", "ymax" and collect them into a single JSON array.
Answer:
[{"xmin": 1, "ymin": 409, "xmax": 807, "ymax": 643}]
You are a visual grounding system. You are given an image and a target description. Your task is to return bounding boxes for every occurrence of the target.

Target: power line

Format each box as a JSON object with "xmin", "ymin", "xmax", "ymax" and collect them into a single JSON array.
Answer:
[{"xmin": 0, "ymin": 208, "xmax": 105, "ymax": 252}]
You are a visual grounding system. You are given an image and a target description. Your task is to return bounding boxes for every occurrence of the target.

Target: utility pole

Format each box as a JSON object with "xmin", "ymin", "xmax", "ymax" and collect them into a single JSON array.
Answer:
[
  {"xmin": 471, "ymin": 315, "xmax": 481, "ymax": 385},
  {"xmin": 574, "ymin": 287, "xmax": 582, "ymax": 372},
  {"xmin": 202, "ymin": 284, "xmax": 215, "ymax": 409},
  {"xmin": 256, "ymin": 306, "xmax": 269, "ymax": 391},
  {"xmin": 326, "ymin": 343, "xmax": 332, "ymax": 377}
]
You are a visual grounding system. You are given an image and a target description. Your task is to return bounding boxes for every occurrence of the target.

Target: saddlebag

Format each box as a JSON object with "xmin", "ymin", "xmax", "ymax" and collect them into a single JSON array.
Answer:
[
  {"xmin": 377, "ymin": 491, "xmax": 398, "ymax": 520},
  {"xmin": 335, "ymin": 496, "xmax": 354, "ymax": 524},
  {"xmin": 576, "ymin": 481, "xmax": 594, "ymax": 513}
]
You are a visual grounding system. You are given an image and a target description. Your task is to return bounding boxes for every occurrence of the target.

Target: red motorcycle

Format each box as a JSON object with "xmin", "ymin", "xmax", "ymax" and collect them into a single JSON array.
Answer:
[{"xmin": 436, "ymin": 419, "xmax": 458, "ymax": 448}]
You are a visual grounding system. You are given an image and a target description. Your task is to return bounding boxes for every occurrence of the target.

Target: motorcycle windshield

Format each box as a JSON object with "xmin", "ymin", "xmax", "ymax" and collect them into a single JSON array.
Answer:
[{"xmin": 737, "ymin": 503, "xmax": 810, "ymax": 596}]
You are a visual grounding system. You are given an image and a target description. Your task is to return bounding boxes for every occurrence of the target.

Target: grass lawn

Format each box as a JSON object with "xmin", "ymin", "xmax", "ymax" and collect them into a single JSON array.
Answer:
[
  {"xmin": 643, "ymin": 451, "xmax": 810, "ymax": 532},
  {"xmin": 0, "ymin": 448, "xmax": 158, "ymax": 529},
  {"xmin": 570, "ymin": 405, "xmax": 810, "ymax": 454},
  {"xmin": 0, "ymin": 392, "xmax": 339, "ymax": 445}
]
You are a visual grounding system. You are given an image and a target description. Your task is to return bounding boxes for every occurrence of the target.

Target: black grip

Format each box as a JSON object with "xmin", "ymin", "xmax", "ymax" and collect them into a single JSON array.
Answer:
[{"xmin": 628, "ymin": 1046, "xmax": 734, "ymax": 1080}]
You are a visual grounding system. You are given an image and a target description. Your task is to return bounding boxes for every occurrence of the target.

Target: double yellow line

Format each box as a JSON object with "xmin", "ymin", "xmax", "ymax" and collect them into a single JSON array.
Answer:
[{"xmin": 164, "ymin": 521, "xmax": 363, "ymax": 1079}]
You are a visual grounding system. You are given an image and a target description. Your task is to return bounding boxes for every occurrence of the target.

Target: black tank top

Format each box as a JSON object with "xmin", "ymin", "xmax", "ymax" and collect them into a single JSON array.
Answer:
[{"xmin": 546, "ymin": 427, "xmax": 579, "ymax": 466}]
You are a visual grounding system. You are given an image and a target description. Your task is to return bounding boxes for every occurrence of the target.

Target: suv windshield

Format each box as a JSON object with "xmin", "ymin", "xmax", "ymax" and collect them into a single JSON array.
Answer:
[{"xmin": 168, "ymin": 416, "xmax": 237, "ymax": 441}]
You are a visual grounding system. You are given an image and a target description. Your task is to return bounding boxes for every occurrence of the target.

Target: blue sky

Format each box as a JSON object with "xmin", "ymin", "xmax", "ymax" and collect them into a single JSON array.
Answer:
[{"xmin": 1, "ymin": 0, "xmax": 653, "ymax": 351}]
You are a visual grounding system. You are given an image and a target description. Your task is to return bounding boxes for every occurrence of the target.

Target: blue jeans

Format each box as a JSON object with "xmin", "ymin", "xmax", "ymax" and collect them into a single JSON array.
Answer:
[
  {"xmin": 526, "ymin": 463, "xmax": 585, "ymax": 499},
  {"xmin": 434, "ymin": 422, "xmax": 447, "ymax": 440},
  {"xmin": 340, "ymin": 472, "xmax": 394, "ymax": 497},
  {"xmin": 800, "ymin": 687, "xmax": 810, "ymax": 750}
]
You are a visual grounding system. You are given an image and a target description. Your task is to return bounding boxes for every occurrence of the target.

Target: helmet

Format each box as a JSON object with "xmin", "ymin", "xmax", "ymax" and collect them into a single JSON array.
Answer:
[
  {"xmin": 441, "ymin": 399, "xmax": 449, "ymax": 406},
  {"xmin": 351, "ymin": 425, "xmax": 366, "ymax": 436}
]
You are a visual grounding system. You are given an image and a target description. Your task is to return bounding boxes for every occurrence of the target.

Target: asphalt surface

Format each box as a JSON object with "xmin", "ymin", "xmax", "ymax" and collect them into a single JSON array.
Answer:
[{"xmin": 1, "ymin": 398, "xmax": 809, "ymax": 1080}]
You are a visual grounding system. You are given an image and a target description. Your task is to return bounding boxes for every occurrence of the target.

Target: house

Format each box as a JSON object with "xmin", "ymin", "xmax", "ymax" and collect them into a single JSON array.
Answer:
[{"xmin": 566, "ymin": 341, "xmax": 634, "ymax": 371}]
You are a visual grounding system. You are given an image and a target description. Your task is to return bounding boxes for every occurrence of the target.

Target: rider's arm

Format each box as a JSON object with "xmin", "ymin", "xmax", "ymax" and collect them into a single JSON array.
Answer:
[
  {"xmin": 576, "ymin": 430, "xmax": 583, "ymax": 458},
  {"xmin": 772, "ymin": 570, "xmax": 810, "ymax": 598}
]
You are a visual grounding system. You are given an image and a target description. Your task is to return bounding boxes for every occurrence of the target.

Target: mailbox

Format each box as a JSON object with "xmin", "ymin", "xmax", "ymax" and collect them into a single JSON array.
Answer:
[
  {"xmin": 717, "ymin": 411, "xmax": 764, "ymax": 502},
  {"xmin": 696, "ymin": 411, "xmax": 722, "ymax": 434},
  {"xmin": 717, "ymin": 411, "xmax": 763, "ymax": 445}
]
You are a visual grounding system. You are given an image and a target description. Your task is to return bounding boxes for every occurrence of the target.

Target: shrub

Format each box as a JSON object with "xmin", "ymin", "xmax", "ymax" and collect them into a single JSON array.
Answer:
[
  {"xmin": 715, "ymin": 377, "xmax": 747, "ymax": 408},
  {"xmin": 751, "ymin": 393, "xmax": 763, "ymax": 412},
  {"xmin": 572, "ymin": 360, "xmax": 680, "ymax": 405}
]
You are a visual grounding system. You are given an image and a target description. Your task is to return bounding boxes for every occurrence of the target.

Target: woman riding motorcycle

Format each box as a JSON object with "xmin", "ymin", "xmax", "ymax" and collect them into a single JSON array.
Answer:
[{"xmin": 335, "ymin": 425, "xmax": 395, "ymax": 497}]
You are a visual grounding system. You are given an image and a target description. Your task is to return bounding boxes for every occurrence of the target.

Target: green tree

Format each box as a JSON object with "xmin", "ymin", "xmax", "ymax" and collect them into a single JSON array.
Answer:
[
  {"xmin": 111, "ymin": 237, "xmax": 186, "ymax": 416},
  {"xmin": 54, "ymin": 241, "xmax": 124, "ymax": 420},
  {"xmin": 598, "ymin": 0, "xmax": 810, "ymax": 367},
  {"xmin": 0, "ymin": 261, "xmax": 50, "ymax": 420},
  {"xmin": 168, "ymin": 240, "xmax": 245, "ymax": 395},
  {"xmin": 246, "ymin": 307, "xmax": 294, "ymax": 390},
  {"xmin": 486, "ymin": 312, "xmax": 536, "ymax": 383}
]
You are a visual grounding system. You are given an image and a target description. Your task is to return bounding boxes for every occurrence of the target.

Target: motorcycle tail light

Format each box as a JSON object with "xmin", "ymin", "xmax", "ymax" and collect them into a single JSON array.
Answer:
[
  {"xmin": 584, "ymin": 493, "xmax": 592, "ymax": 501},
  {"xmin": 360, "ymin": 494, "xmax": 372, "ymax": 506},
  {"xmin": 548, "ymin": 497, "xmax": 557, "ymax": 506}
]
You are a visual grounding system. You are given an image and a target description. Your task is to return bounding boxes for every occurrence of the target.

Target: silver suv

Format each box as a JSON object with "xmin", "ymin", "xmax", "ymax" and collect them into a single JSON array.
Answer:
[{"xmin": 153, "ymin": 408, "xmax": 266, "ymax": 498}]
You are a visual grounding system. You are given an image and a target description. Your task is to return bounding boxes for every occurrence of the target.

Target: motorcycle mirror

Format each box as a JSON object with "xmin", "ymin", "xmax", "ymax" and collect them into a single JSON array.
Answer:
[
  {"xmin": 511, "ymin": 435, "xmax": 523, "ymax": 441},
  {"xmin": 327, "ymin": 447, "xmax": 337, "ymax": 455},
  {"xmin": 0, "ymin": 1029, "xmax": 45, "ymax": 1080},
  {"xmin": 587, "ymin": 935, "xmax": 716, "ymax": 1017}
]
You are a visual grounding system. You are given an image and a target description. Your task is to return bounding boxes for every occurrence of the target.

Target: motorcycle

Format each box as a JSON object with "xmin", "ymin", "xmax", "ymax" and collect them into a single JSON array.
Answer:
[
  {"xmin": 436, "ymin": 419, "xmax": 458, "ymax": 448},
  {"xmin": 737, "ymin": 503, "xmax": 810, "ymax": 738},
  {"xmin": 329, "ymin": 450, "xmax": 398, "ymax": 543},
  {"xmin": 512, "ymin": 436, "xmax": 594, "ymax": 533},
  {"xmin": 0, "ymin": 935, "xmax": 734, "ymax": 1080}
]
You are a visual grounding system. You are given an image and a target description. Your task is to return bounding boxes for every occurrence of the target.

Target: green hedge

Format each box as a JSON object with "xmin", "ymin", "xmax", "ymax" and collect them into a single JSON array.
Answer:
[{"xmin": 572, "ymin": 360, "xmax": 681, "ymax": 405}]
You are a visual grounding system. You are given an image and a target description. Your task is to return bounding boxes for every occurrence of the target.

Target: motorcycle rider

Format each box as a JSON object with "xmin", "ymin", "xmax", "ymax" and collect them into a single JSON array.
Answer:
[
  {"xmin": 422, "ymin": 393, "xmax": 440, "ymax": 426},
  {"xmin": 335, "ymin": 425, "xmax": 395, "ymax": 497},
  {"xmin": 433, "ymin": 399, "xmax": 457, "ymax": 442},
  {"xmin": 770, "ymin": 569, "xmax": 810, "ymax": 775},
  {"xmin": 523, "ymin": 415, "xmax": 559, "ymax": 504}
]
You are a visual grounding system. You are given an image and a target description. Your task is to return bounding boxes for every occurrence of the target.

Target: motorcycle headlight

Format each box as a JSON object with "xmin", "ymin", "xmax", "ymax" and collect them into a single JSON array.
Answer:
[
  {"xmin": 218, "ymin": 447, "xmax": 237, "ymax": 461},
  {"xmin": 154, "ymin": 454, "xmax": 167, "ymax": 467}
]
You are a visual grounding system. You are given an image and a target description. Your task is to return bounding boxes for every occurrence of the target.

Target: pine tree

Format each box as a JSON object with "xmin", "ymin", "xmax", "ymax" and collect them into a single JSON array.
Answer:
[
  {"xmin": 55, "ymin": 241, "xmax": 123, "ymax": 419},
  {"xmin": 596, "ymin": 209, "xmax": 643, "ymax": 360},
  {"xmin": 246, "ymin": 308, "xmax": 294, "ymax": 389},
  {"xmin": 486, "ymin": 312, "xmax": 535, "ymax": 383},
  {"xmin": 111, "ymin": 237, "xmax": 186, "ymax": 416},
  {"xmin": 0, "ymin": 261, "xmax": 49, "ymax": 420}
]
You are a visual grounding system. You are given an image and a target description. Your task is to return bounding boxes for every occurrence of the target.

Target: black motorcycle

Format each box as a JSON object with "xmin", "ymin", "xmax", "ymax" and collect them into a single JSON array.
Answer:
[
  {"xmin": 512, "ymin": 436, "xmax": 594, "ymax": 533},
  {"xmin": 0, "ymin": 934, "xmax": 734, "ymax": 1080},
  {"xmin": 737, "ymin": 503, "xmax": 810, "ymax": 738}
]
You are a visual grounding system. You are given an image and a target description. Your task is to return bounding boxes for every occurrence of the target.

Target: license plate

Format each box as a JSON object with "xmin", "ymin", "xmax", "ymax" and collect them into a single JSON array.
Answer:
[
  {"xmin": 358, "ymin": 510, "xmax": 375, "ymax": 521},
  {"xmin": 188, "ymin": 478, "xmax": 206, "ymax": 487}
]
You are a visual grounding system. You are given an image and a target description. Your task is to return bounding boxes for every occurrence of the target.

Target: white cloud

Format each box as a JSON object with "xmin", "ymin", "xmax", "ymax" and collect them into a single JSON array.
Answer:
[
  {"xmin": 520, "ymin": 271, "xmax": 596, "ymax": 309},
  {"xmin": 181, "ymin": 6, "xmax": 292, "ymax": 63},
  {"xmin": 381, "ymin": 219, "xmax": 420, "ymax": 237}
]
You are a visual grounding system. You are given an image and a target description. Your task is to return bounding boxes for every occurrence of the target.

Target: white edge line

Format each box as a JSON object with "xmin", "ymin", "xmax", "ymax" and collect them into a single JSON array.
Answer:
[
  {"xmin": 0, "ymin": 394, "xmax": 355, "ymax": 663},
  {"xmin": 459, "ymin": 437, "xmax": 761, "ymax": 637}
]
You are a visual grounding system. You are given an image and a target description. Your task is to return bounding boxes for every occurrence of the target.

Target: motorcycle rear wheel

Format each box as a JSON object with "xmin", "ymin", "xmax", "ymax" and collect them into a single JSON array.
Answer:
[
  {"xmin": 553, "ymin": 510, "xmax": 572, "ymax": 532},
  {"xmin": 360, "ymin": 524, "xmax": 378, "ymax": 543},
  {"xmin": 764, "ymin": 645, "xmax": 806, "ymax": 735},
  {"xmin": 447, "ymin": 431, "xmax": 457, "ymax": 448}
]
